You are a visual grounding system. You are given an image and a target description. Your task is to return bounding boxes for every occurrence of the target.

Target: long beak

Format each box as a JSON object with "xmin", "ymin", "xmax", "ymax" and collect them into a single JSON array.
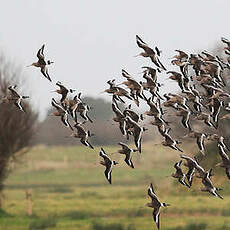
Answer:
[
  {"xmin": 99, "ymin": 91, "xmax": 106, "ymax": 94},
  {"xmin": 134, "ymin": 54, "xmax": 140, "ymax": 57},
  {"xmin": 26, "ymin": 64, "xmax": 32, "ymax": 67}
]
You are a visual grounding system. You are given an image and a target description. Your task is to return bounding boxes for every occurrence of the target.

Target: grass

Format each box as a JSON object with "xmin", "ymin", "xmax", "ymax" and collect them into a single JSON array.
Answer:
[{"xmin": 0, "ymin": 142, "xmax": 230, "ymax": 229}]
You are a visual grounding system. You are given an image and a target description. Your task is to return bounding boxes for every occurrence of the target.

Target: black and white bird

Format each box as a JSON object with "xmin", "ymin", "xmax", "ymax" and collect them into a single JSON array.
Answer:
[
  {"xmin": 125, "ymin": 115, "xmax": 147, "ymax": 153},
  {"xmin": 71, "ymin": 122, "xmax": 94, "ymax": 149},
  {"xmin": 216, "ymin": 144, "xmax": 230, "ymax": 180},
  {"xmin": 51, "ymin": 98, "xmax": 73, "ymax": 130},
  {"xmin": 184, "ymin": 131, "xmax": 207, "ymax": 155},
  {"xmin": 111, "ymin": 102, "xmax": 127, "ymax": 136},
  {"xmin": 8, "ymin": 85, "xmax": 29, "ymax": 112},
  {"xmin": 145, "ymin": 183, "xmax": 170, "ymax": 230},
  {"xmin": 28, "ymin": 44, "xmax": 53, "ymax": 82},
  {"xmin": 160, "ymin": 128, "xmax": 183, "ymax": 152},
  {"xmin": 118, "ymin": 142, "xmax": 138, "ymax": 168},
  {"xmin": 171, "ymin": 160, "xmax": 190, "ymax": 188},
  {"xmin": 180, "ymin": 154, "xmax": 196, "ymax": 187},
  {"xmin": 135, "ymin": 35, "xmax": 166, "ymax": 71},
  {"xmin": 99, "ymin": 148, "xmax": 118, "ymax": 184},
  {"xmin": 201, "ymin": 169, "xmax": 223, "ymax": 199},
  {"xmin": 53, "ymin": 81, "xmax": 75, "ymax": 103}
]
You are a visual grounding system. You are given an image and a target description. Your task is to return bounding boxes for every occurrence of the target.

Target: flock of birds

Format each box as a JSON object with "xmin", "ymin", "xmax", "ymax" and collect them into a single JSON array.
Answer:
[{"xmin": 3, "ymin": 36, "xmax": 230, "ymax": 229}]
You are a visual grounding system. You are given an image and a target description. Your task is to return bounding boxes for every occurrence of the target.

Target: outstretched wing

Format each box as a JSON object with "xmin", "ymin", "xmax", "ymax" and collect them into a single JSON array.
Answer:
[
  {"xmin": 37, "ymin": 44, "xmax": 46, "ymax": 64},
  {"xmin": 104, "ymin": 164, "xmax": 113, "ymax": 184},
  {"xmin": 124, "ymin": 154, "xmax": 134, "ymax": 168},
  {"xmin": 8, "ymin": 86, "xmax": 20, "ymax": 98},
  {"xmin": 153, "ymin": 208, "xmax": 160, "ymax": 230},
  {"xmin": 51, "ymin": 98, "xmax": 66, "ymax": 112},
  {"xmin": 99, "ymin": 148, "xmax": 112, "ymax": 164},
  {"xmin": 118, "ymin": 142, "xmax": 130, "ymax": 152}
]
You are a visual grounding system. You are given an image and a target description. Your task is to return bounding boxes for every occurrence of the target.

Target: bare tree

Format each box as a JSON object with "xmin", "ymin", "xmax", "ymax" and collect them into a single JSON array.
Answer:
[{"xmin": 0, "ymin": 53, "xmax": 38, "ymax": 206}]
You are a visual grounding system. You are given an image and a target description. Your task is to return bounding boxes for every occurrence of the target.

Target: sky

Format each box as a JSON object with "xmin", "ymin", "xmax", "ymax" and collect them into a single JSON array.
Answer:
[{"xmin": 0, "ymin": 0, "xmax": 230, "ymax": 118}]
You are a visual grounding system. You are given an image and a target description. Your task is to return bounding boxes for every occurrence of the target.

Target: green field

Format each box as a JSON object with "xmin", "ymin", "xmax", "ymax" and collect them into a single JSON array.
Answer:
[{"xmin": 1, "ymin": 142, "xmax": 230, "ymax": 230}]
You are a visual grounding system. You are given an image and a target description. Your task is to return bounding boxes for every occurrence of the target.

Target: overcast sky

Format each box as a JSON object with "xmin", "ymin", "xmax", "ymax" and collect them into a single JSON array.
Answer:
[{"xmin": 1, "ymin": 0, "xmax": 230, "ymax": 118}]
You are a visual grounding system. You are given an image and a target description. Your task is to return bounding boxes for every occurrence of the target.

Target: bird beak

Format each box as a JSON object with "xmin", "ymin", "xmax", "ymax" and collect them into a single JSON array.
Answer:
[
  {"xmin": 134, "ymin": 54, "xmax": 140, "ymax": 57},
  {"xmin": 26, "ymin": 64, "xmax": 32, "ymax": 67}
]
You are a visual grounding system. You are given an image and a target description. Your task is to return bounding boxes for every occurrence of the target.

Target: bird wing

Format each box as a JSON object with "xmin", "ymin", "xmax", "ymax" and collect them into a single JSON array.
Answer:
[
  {"xmin": 37, "ymin": 44, "xmax": 46, "ymax": 64},
  {"xmin": 174, "ymin": 160, "xmax": 181, "ymax": 169},
  {"xmin": 14, "ymin": 99, "xmax": 25, "ymax": 112},
  {"xmin": 136, "ymin": 35, "xmax": 155, "ymax": 54},
  {"xmin": 181, "ymin": 111, "xmax": 190, "ymax": 129},
  {"xmin": 119, "ymin": 120, "xmax": 127, "ymax": 136},
  {"xmin": 153, "ymin": 207, "xmax": 161, "ymax": 230},
  {"xmin": 196, "ymin": 134, "xmax": 205, "ymax": 151},
  {"xmin": 104, "ymin": 163, "xmax": 113, "ymax": 184},
  {"xmin": 148, "ymin": 183, "xmax": 159, "ymax": 203},
  {"xmin": 112, "ymin": 103, "xmax": 124, "ymax": 118},
  {"xmin": 8, "ymin": 86, "xmax": 20, "ymax": 98},
  {"xmin": 121, "ymin": 69, "xmax": 133, "ymax": 80},
  {"xmin": 59, "ymin": 85, "xmax": 69, "ymax": 102},
  {"xmin": 74, "ymin": 124, "xmax": 86, "ymax": 136},
  {"xmin": 51, "ymin": 98, "xmax": 66, "ymax": 112},
  {"xmin": 40, "ymin": 66, "xmax": 50, "ymax": 81},
  {"xmin": 225, "ymin": 168, "xmax": 230, "ymax": 180},
  {"xmin": 155, "ymin": 46, "xmax": 161, "ymax": 56},
  {"xmin": 118, "ymin": 142, "xmax": 130, "ymax": 152},
  {"xmin": 221, "ymin": 37, "xmax": 230, "ymax": 45},
  {"xmin": 218, "ymin": 145, "xmax": 230, "ymax": 162},
  {"xmin": 133, "ymin": 126, "xmax": 142, "ymax": 152},
  {"xmin": 186, "ymin": 167, "xmax": 195, "ymax": 186},
  {"xmin": 99, "ymin": 148, "xmax": 112, "ymax": 164},
  {"xmin": 61, "ymin": 113, "xmax": 73, "ymax": 130},
  {"xmin": 124, "ymin": 153, "xmax": 134, "ymax": 168},
  {"xmin": 156, "ymin": 57, "xmax": 167, "ymax": 70},
  {"xmin": 180, "ymin": 154, "xmax": 196, "ymax": 165}
]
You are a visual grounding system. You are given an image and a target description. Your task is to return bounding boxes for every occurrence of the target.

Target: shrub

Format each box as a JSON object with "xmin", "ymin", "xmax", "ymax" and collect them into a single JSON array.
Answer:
[
  {"xmin": 63, "ymin": 210, "xmax": 90, "ymax": 220},
  {"xmin": 29, "ymin": 216, "xmax": 57, "ymax": 230}
]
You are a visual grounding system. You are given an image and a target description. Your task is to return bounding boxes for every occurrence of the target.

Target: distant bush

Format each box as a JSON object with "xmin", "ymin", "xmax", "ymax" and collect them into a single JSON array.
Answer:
[
  {"xmin": 91, "ymin": 222, "xmax": 124, "ymax": 230},
  {"xmin": 127, "ymin": 224, "xmax": 136, "ymax": 230},
  {"xmin": 221, "ymin": 209, "xmax": 230, "ymax": 216},
  {"xmin": 91, "ymin": 222, "xmax": 136, "ymax": 230},
  {"xmin": 185, "ymin": 223, "xmax": 207, "ymax": 230},
  {"xmin": 168, "ymin": 222, "xmax": 207, "ymax": 230},
  {"xmin": 80, "ymin": 191, "xmax": 103, "ymax": 199},
  {"xmin": 47, "ymin": 186, "xmax": 74, "ymax": 193},
  {"xmin": 29, "ymin": 216, "xmax": 57, "ymax": 230},
  {"xmin": 218, "ymin": 224, "xmax": 230, "ymax": 230},
  {"xmin": 0, "ymin": 208, "xmax": 12, "ymax": 218},
  {"xmin": 127, "ymin": 208, "xmax": 148, "ymax": 217},
  {"xmin": 63, "ymin": 210, "xmax": 90, "ymax": 220}
]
